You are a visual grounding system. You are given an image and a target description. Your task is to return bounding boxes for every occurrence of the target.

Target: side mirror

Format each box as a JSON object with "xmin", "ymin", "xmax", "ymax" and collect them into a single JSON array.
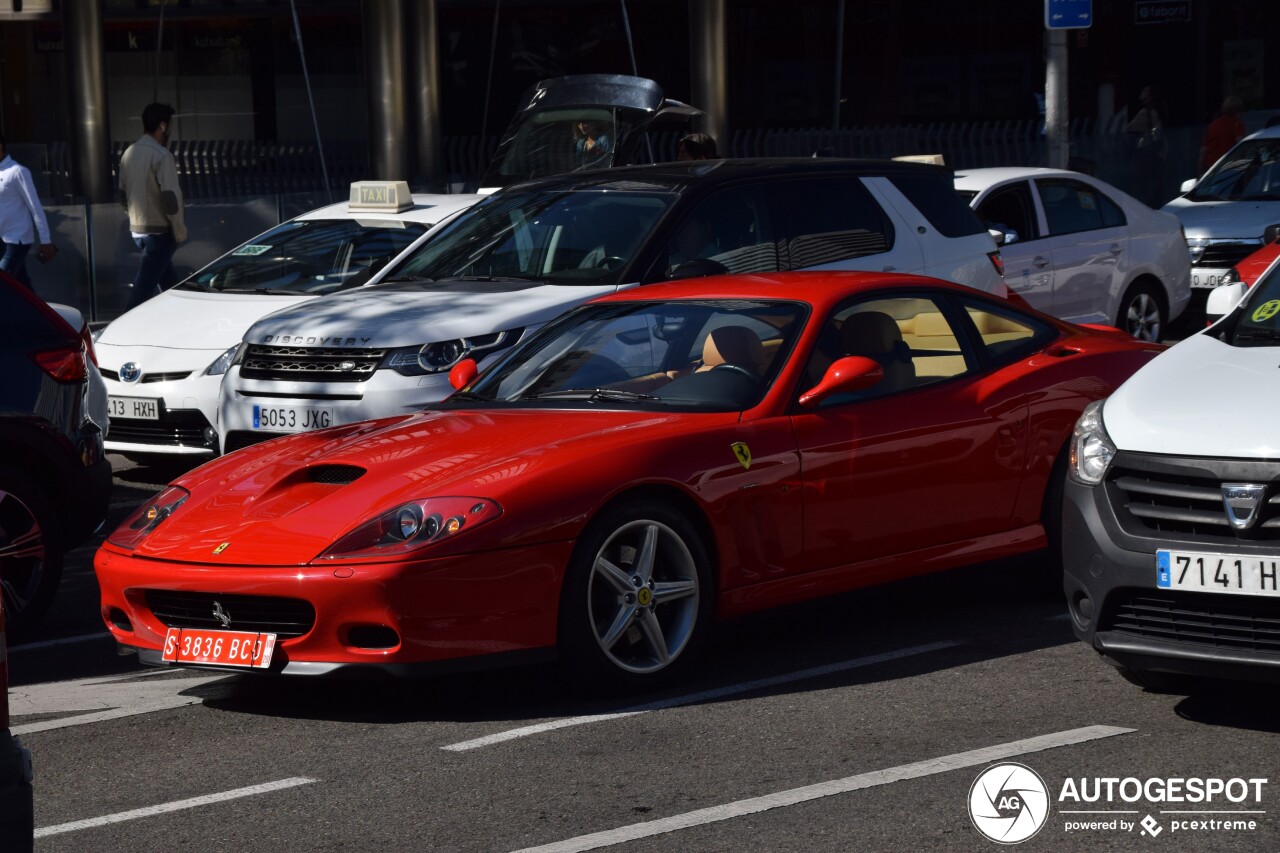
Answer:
[
  {"xmin": 798, "ymin": 356, "xmax": 884, "ymax": 408},
  {"xmin": 1180, "ymin": 178, "xmax": 1198, "ymax": 194},
  {"xmin": 987, "ymin": 228, "xmax": 1006, "ymax": 247},
  {"xmin": 1205, "ymin": 282, "xmax": 1247, "ymax": 327},
  {"xmin": 448, "ymin": 358, "xmax": 478, "ymax": 390}
]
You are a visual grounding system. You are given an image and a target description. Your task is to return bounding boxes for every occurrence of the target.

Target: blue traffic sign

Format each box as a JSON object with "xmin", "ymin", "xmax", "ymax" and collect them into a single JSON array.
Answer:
[{"xmin": 1045, "ymin": 0, "xmax": 1092, "ymax": 29}]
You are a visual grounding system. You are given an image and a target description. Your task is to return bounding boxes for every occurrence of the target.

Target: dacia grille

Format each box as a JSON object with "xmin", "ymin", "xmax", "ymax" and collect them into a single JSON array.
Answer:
[
  {"xmin": 1192, "ymin": 242, "xmax": 1261, "ymax": 269},
  {"xmin": 145, "ymin": 590, "xmax": 315, "ymax": 638},
  {"xmin": 240, "ymin": 344, "xmax": 385, "ymax": 383},
  {"xmin": 1103, "ymin": 590, "xmax": 1280, "ymax": 655},
  {"xmin": 1107, "ymin": 453, "xmax": 1280, "ymax": 544}
]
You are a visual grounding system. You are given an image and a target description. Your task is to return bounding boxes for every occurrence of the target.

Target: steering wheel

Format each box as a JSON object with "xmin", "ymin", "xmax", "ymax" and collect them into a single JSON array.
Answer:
[
  {"xmin": 711, "ymin": 364, "xmax": 759, "ymax": 382},
  {"xmin": 595, "ymin": 255, "xmax": 626, "ymax": 271}
]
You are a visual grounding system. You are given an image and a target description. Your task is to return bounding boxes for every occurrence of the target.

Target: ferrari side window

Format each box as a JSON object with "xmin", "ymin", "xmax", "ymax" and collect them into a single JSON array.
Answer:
[
  {"xmin": 803, "ymin": 295, "xmax": 972, "ymax": 407},
  {"xmin": 961, "ymin": 304, "xmax": 1043, "ymax": 364}
]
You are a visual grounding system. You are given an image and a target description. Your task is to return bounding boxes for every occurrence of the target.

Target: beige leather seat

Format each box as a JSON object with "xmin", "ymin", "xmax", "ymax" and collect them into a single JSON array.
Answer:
[
  {"xmin": 842, "ymin": 311, "xmax": 915, "ymax": 392},
  {"xmin": 697, "ymin": 325, "xmax": 765, "ymax": 374}
]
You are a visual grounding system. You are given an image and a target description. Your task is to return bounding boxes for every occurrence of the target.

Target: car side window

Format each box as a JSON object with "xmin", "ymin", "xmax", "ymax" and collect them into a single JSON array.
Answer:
[
  {"xmin": 1036, "ymin": 178, "xmax": 1121, "ymax": 236},
  {"xmin": 800, "ymin": 295, "xmax": 972, "ymax": 407},
  {"xmin": 771, "ymin": 177, "xmax": 894, "ymax": 269},
  {"xmin": 662, "ymin": 185, "xmax": 781, "ymax": 279},
  {"xmin": 958, "ymin": 301, "xmax": 1049, "ymax": 365},
  {"xmin": 889, "ymin": 173, "xmax": 985, "ymax": 237},
  {"xmin": 974, "ymin": 182, "xmax": 1040, "ymax": 243}
]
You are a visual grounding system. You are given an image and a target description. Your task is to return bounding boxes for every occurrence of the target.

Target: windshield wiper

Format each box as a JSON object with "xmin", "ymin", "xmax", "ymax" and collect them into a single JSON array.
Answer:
[
  {"xmin": 380, "ymin": 274, "xmax": 435, "ymax": 283},
  {"xmin": 530, "ymin": 388, "xmax": 659, "ymax": 403},
  {"xmin": 448, "ymin": 391, "xmax": 490, "ymax": 402},
  {"xmin": 446, "ymin": 275, "xmax": 534, "ymax": 283},
  {"xmin": 1234, "ymin": 328, "xmax": 1280, "ymax": 344}
]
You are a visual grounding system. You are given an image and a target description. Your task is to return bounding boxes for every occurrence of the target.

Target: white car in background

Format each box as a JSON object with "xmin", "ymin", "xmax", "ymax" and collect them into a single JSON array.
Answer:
[
  {"xmin": 94, "ymin": 183, "xmax": 478, "ymax": 460},
  {"xmin": 955, "ymin": 167, "xmax": 1190, "ymax": 341}
]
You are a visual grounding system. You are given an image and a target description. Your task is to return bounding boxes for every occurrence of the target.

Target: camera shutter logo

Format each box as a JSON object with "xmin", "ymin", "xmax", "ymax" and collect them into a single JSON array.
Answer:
[{"xmin": 969, "ymin": 762, "xmax": 1050, "ymax": 844}]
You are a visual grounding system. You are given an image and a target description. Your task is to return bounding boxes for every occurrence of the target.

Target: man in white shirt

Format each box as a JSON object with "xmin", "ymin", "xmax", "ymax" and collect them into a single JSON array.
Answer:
[
  {"xmin": 0, "ymin": 134, "xmax": 57, "ymax": 290},
  {"xmin": 119, "ymin": 103, "xmax": 187, "ymax": 310}
]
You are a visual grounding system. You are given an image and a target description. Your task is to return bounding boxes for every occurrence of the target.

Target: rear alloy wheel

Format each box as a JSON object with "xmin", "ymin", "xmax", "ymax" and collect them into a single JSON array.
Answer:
[
  {"xmin": 1118, "ymin": 283, "xmax": 1165, "ymax": 342},
  {"xmin": 561, "ymin": 500, "xmax": 711, "ymax": 684},
  {"xmin": 0, "ymin": 467, "xmax": 63, "ymax": 633}
]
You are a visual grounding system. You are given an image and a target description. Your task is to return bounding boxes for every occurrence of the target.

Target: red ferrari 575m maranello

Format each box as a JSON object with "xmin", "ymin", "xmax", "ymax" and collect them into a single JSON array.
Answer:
[{"xmin": 94, "ymin": 271, "xmax": 1162, "ymax": 684}]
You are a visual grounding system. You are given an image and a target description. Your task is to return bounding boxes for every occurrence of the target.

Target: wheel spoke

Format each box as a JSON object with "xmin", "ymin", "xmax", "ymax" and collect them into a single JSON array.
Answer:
[
  {"xmin": 598, "ymin": 602, "xmax": 639, "ymax": 651},
  {"xmin": 652, "ymin": 579, "xmax": 696, "ymax": 605},
  {"xmin": 0, "ymin": 528, "xmax": 43, "ymax": 561},
  {"xmin": 633, "ymin": 524, "xmax": 659, "ymax": 584},
  {"xmin": 0, "ymin": 575, "xmax": 30, "ymax": 616},
  {"xmin": 594, "ymin": 556, "xmax": 634, "ymax": 595},
  {"xmin": 638, "ymin": 609, "xmax": 671, "ymax": 665}
]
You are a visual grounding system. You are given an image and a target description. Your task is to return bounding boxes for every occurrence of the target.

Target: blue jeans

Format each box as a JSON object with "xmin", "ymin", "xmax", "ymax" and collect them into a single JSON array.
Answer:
[
  {"xmin": 128, "ymin": 232, "xmax": 178, "ymax": 310},
  {"xmin": 0, "ymin": 241, "xmax": 32, "ymax": 289}
]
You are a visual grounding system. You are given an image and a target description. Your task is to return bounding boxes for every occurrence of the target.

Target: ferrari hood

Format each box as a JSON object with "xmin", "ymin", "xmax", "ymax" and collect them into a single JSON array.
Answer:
[
  {"xmin": 243, "ymin": 281, "xmax": 618, "ymax": 347},
  {"xmin": 130, "ymin": 407, "xmax": 729, "ymax": 564},
  {"xmin": 1104, "ymin": 334, "xmax": 1280, "ymax": 458},
  {"xmin": 97, "ymin": 288, "xmax": 317, "ymax": 351}
]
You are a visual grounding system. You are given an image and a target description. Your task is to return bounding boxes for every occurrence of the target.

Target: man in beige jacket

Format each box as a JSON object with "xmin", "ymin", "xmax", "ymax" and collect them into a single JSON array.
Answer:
[{"xmin": 119, "ymin": 102, "xmax": 187, "ymax": 310}]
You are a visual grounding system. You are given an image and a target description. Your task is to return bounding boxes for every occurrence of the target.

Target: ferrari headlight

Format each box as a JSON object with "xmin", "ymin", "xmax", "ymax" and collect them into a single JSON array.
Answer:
[
  {"xmin": 1069, "ymin": 400, "xmax": 1115, "ymax": 486},
  {"xmin": 384, "ymin": 328, "xmax": 523, "ymax": 376},
  {"xmin": 107, "ymin": 485, "xmax": 191, "ymax": 550},
  {"xmin": 316, "ymin": 496, "xmax": 501, "ymax": 560},
  {"xmin": 204, "ymin": 344, "xmax": 241, "ymax": 376}
]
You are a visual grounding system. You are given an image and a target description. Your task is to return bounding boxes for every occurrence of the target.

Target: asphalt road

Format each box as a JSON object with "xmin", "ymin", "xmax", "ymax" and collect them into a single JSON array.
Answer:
[{"xmin": 9, "ymin": 452, "xmax": 1279, "ymax": 851}]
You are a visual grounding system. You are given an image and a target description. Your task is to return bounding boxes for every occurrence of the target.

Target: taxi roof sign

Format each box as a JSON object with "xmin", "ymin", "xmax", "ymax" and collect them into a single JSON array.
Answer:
[{"xmin": 349, "ymin": 181, "xmax": 414, "ymax": 213}]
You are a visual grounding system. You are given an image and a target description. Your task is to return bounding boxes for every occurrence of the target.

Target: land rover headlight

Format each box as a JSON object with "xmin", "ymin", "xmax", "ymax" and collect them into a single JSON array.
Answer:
[
  {"xmin": 1069, "ymin": 400, "xmax": 1115, "ymax": 486},
  {"xmin": 384, "ymin": 328, "xmax": 523, "ymax": 376}
]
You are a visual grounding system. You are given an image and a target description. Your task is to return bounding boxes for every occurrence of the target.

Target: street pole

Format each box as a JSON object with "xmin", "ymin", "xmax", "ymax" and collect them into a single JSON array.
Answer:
[{"xmin": 1045, "ymin": 28, "xmax": 1069, "ymax": 169}]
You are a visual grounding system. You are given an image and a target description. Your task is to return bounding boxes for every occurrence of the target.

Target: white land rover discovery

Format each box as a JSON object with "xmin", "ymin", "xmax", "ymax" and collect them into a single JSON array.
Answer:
[
  {"xmin": 217, "ymin": 156, "xmax": 1006, "ymax": 452},
  {"xmin": 1064, "ymin": 274, "xmax": 1280, "ymax": 691}
]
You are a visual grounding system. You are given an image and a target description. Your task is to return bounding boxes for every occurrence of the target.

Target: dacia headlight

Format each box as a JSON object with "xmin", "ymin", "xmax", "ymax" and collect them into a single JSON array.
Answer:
[
  {"xmin": 204, "ymin": 344, "xmax": 241, "ymax": 376},
  {"xmin": 1069, "ymin": 400, "xmax": 1115, "ymax": 486},
  {"xmin": 383, "ymin": 328, "xmax": 523, "ymax": 376}
]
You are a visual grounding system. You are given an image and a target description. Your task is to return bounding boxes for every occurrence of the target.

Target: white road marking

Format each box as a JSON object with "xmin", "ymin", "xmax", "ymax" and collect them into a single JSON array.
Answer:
[
  {"xmin": 34, "ymin": 777, "xmax": 318, "ymax": 838},
  {"xmin": 10, "ymin": 669, "xmax": 233, "ymax": 735},
  {"xmin": 9, "ymin": 631, "xmax": 111, "ymax": 651},
  {"xmin": 442, "ymin": 640, "xmax": 960, "ymax": 752},
  {"xmin": 509, "ymin": 725, "xmax": 1135, "ymax": 853}
]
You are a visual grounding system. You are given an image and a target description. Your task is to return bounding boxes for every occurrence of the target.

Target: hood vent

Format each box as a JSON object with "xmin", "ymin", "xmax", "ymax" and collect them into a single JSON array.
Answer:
[{"xmin": 307, "ymin": 464, "xmax": 366, "ymax": 485}]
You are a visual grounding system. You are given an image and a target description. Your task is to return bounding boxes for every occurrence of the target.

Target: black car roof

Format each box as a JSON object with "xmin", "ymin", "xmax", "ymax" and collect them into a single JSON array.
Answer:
[{"xmin": 503, "ymin": 157, "xmax": 952, "ymax": 194}]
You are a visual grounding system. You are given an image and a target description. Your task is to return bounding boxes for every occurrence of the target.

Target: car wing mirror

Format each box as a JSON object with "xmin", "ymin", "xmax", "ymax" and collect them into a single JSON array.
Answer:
[
  {"xmin": 797, "ymin": 356, "xmax": 884, "ymax": 409},
  {"xmin": 987, "ymin": 227, "xmax": 1018, "ymax": 247},
  {"xmin": 1180, "ymin": 178, "xmax": 1198, "ymax": 194},
  {"xmin": 448, "ymin": 358, "xmax": 478, "ymax": 390},
  {"xmin": 1205, "ymin": 282, "xmax": 1247, "ymax": 327}
]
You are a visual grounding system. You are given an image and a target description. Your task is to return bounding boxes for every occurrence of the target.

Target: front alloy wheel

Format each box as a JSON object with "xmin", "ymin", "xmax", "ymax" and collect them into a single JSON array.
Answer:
[{"xmin": 562, "ymin": 500, "xmax": 711, "ymax": 683}]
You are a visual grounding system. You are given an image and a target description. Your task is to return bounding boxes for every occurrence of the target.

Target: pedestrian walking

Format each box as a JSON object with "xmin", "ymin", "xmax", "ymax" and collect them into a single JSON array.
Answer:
[
  {"xmin": 1200, "ymin": 95, "xmax": 1245, "ymax": 172},
  {"xmin": 119, "ymin": 102, "xmax": 187, "ymax": 311},
  {"xmin": 677, "ymin": 132, "xmax": 718, "ymax": 161},
  {"xmin": 0, "ymin": 133, "xmax": 57, "ymax": 290}
]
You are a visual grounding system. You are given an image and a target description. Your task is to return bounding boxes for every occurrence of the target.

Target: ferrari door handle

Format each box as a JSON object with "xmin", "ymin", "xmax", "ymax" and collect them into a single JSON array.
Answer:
[{"xmin": 1032, "ymin": 256, "xmax": 1050, "ymax": 268}]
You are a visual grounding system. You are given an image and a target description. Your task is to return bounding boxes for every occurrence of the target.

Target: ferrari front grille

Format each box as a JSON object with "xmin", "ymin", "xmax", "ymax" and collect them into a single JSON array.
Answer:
[{"xmin": 145, "ymin": 590, "xmax": 316, "ymax": 638}]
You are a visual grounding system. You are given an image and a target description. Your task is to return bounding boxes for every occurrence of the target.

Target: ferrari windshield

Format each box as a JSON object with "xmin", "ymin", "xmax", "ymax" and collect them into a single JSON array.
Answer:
[
  {"xmin": 1188, "ymin": 139, "xmax": 1280, "ymax": 202},
  {"xmin": 386, "ymin": 187, "xmax": 675, "ymax": 286},
  {"xmin": 460, "ymin": 299, "xmax": 806, "ymax": 410},
  {"xmin": 176, "ymin": 218, "xmax": 428, "ymax": 295}
]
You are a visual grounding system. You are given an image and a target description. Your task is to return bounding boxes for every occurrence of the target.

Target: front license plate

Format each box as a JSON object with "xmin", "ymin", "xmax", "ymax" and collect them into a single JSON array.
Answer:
[
  {"xmin": 1157, "ymin": 549, "xmax": 1280, "ymax": 597},
  {"xmin": 251, "ymin": 404, "xmax": 333, "ymax": 432},
  {"xmin": 108, "ymin": 395, "xmax": 159, "ymax": 420},
  {"xmin": 161, "ymin": 627, "xmax": 276, "ymax": 668},
  {"xmin": 1190, "ymin": 268, "xmax": 1230, "ymax": 289}
]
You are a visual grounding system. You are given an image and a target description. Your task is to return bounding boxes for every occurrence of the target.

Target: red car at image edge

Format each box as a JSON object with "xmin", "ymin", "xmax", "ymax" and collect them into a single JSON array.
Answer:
[{"xmin": 93, "ymin": 271, "xmax": 1163, "ymax": 686}]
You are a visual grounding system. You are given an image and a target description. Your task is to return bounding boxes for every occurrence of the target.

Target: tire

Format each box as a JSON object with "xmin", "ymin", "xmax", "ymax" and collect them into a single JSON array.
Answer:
[
  {"xmin": 1117, "ymin": 281, "xmax": 1166, "ymax": 343},
  {"xmin": 559, "ymin": 498, "xmax": 713, "ymax": 687},
  {"xmin": 0, "ymin": 466, "xmax": 64, "ymax": 634}
]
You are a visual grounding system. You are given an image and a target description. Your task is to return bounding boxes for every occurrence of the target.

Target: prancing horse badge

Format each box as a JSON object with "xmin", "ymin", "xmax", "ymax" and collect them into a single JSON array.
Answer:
[
  {"xmin": 213, "ymin": 542, "xmax": 230, "ymax": 555},
  {"xmin": 731, "ymin": 442, "xmax": 752, "ymax": 470}
]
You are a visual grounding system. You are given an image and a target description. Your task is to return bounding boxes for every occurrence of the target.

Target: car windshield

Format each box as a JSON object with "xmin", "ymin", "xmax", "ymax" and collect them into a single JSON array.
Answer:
[
  {"xmin": 176, "ymin": 218, "xmax": 428, "ymax": 295},
  {"xmin": 384, "ymin": 187, "xmax": 676, "ymax": 286},
  {"xmin": 1228, "ymin": 266, "xmax": 1280, "ymax": 346},
  {"xmin": 456, "ymin": 299, "xmax": 806, "ymax": 411},
  {"xmin": 1188, "ymin": 139, "xmax": 1280, "ymax": 202}
]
